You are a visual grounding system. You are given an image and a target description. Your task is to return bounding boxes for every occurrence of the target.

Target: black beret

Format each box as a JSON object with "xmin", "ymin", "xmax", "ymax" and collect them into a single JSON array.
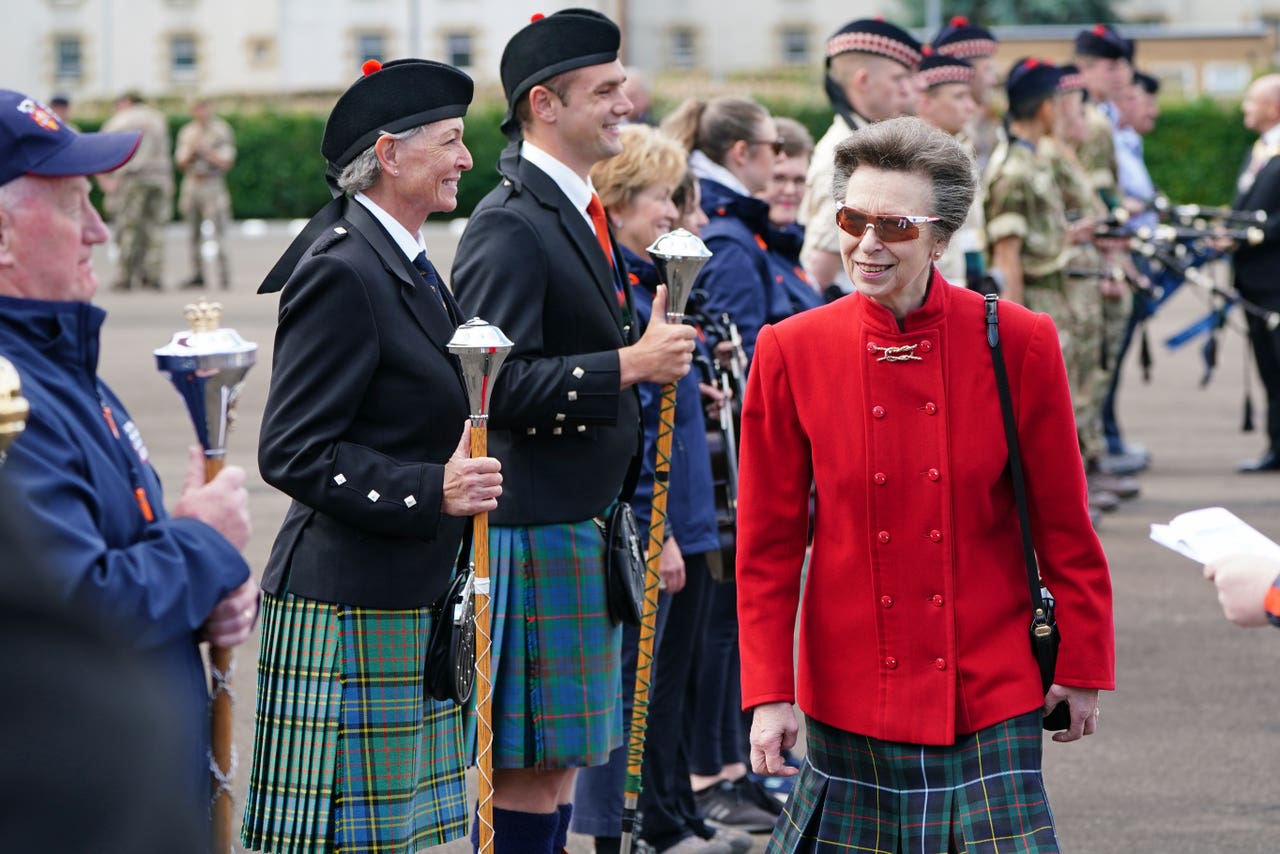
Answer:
[
  {"xmin": 321, "ymin": 59, "xmax": 474, "ymax": 170},
  {"xmin": 826, "ymin": 18, "xmax": 922, "ymax": 70},
  {"xmin": 1057, "ymin": 64, "xmax": 1085, "ymax": 94},
  {"xmin": 1006, "ymin": 57, "xmax": 1063, "ymax": 111},
  {"xmin": 932, "ymin": 16, "xmax": 997, "ymax": 59},
  {"xmin": 1133, "ymin": 70, "xmax": 1160, "ymax": 95},
  {"xmin": 1075, "ymin": 24, "xmax": 1133, "ymax": 61},
  {"xmin": 500, "ymin": 9, "xmax": 621, "ymax": 136},
  {"xmin": 917, "ymin": 49, "xmax": 975, "ymax": 89}
]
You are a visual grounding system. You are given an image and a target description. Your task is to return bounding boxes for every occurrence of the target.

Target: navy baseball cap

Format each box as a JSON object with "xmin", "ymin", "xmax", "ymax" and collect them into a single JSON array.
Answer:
[{"xmin": 0, "ymin": 89, "xmax": 140, "ymax": 187}]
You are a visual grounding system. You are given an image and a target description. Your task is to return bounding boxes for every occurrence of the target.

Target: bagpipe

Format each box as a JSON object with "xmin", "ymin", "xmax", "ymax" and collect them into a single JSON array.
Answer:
[{"xmin": 1091, "ymin": 198, "xmax": 1279, "ymax": 391}]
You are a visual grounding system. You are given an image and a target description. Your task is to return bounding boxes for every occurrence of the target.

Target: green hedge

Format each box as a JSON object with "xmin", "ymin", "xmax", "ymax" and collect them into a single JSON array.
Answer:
[{"xmin": 81, "ymin": 97, "xmax": 1253, "ymax": 219}]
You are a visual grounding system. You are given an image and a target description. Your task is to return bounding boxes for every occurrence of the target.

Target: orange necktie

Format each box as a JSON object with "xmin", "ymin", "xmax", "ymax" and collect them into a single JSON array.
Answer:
[{"xmin": 586, "ymin": 192, "xmax": 615, "ymax": 268}]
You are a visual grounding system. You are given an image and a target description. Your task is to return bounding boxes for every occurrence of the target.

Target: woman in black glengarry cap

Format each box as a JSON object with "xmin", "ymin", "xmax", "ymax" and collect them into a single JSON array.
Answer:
[{"xmin": 242, "ymin": 57, "xmax": 503, "ymax": 854}]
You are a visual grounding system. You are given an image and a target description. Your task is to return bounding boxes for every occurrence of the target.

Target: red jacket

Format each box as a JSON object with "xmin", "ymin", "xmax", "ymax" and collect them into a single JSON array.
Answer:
[{"xmin": 737, "ymin": 272, "xmax": 1114, "ymax": 745}]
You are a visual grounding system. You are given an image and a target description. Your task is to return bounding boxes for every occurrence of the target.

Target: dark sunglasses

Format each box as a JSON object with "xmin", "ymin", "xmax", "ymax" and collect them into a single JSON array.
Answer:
[
  {"xmin": 835, "ymin": 205, "xmax": 940, "ymax": 242},
  {"xmin": 748, "ymin": 137, "xmax": 786, "ymax": 155}
]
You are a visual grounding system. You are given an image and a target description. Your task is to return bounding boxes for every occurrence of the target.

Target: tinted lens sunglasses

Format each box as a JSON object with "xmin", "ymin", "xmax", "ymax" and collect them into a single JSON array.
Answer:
[{"xmin": 835, "ymin": 205, "xmax": 940, "ymax": 242}]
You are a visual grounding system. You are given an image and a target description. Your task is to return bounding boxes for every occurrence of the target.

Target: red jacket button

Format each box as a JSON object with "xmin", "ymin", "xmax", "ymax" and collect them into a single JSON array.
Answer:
[
  {"xmin": 878, "ymin": 531, "xmax": 891, "ymax": 544},
  {"xmin": 931, "ymin": 594, "xmax": 944, "ymax": 607},
  {"xmin": 885, "ymin": 656, "xmax": 898, "ymax": 669},
  {"xmin": 872, "ymin": 405, "xmax": 886, "ymax": 419},
  {"xmin": 866, "ymin": 342, "xmax": 878, "ymax": 353},
  {"xmin": 923, "ymin": 402, "xmax": 938, "ymax": 415},
  {"xmin": 927, "ymin": 468, "xmax": 940, "ymax": 481},
  {"xmin": 874, "ymin": 472, "xmax": 887, "ymax": 485},
  {"xmin": 934, "ymin": 657, "xmax": 947, "ymax": 670},
  {"xmin": 929, "ymin": 529, "xmax": 942, "ymax": 543},
  {"xmin": 920, "ymin": 340, "xmax": 933, "ymax": 353},
  {"xmin": 881, "ymin": 595, "xmax": 893, "ymax": 608}
]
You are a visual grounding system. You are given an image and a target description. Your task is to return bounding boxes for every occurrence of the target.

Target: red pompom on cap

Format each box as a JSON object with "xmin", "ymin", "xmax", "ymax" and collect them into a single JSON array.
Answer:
[
  {"xmin": 922, "ymin": 44, "xmax": 934, "ymax": 56},
  {"xmin": 530, "ymin": 12, "xmax": 545, "ymax": 22},
  {"xmin": 949, "ymin": 16, "xmax": 969, "ymax": 25},
  {"xmin": 1024, "ymin": 57, "xmax": 1040, "ymax": 69},
  {"xmin": 362, "ymin": 59, "xmax": 383, "ymax": 76},
  {"xmin": 1093, "ymin": 24, "xmax": 1107, "ymax": 35}
]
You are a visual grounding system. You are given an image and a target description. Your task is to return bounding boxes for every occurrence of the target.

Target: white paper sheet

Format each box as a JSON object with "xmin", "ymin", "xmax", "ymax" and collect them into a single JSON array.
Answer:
[{"xmin": 1150, "ymin": 506, "xmax": 1280, "ymax": 564}]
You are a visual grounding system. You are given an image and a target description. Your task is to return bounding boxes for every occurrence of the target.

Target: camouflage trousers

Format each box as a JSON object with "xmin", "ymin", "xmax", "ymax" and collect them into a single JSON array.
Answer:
[
  {"xmin": 1024, "ymin": 274, "xmax": 1107, "ymax": 464},
  {"xmin": 113, "ymin": 180, "xmax": 171, "ymax": 289},
  {"xmin": 179, "ymin": 176, "xmax": 231, "ymax": 287}
]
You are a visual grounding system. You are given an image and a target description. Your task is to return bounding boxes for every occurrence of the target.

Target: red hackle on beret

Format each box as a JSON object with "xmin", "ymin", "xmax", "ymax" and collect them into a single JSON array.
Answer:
[
  {"xmin": 361, "ymin": 59, "xmax": 382, "ymax": 76},
  {"xmin": 531, "ymin": 12, "xmax": 545, "ymax": 21}
]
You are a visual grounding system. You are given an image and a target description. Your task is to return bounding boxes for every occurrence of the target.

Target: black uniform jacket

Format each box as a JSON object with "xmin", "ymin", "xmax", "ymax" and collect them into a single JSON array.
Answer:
[
  {"xmin": 1233, "ymin": 149, "xmax": 1280, "ymax": 310},
  {"xmin": 259, "ymin": 198, "xmax": 469, "ymax": 609},
  {"xmin": 451, "ymin": 144, "xmax": 641, "ymax": 526}
]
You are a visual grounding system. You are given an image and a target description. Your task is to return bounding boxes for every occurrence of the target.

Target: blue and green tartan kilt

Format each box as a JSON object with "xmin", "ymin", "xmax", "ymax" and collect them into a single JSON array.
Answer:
[
  {"xmin": 769, "ymin": 711, "xmax": 1058, "ymax": 854},
  {"xmin": 488, "ymin": 521, "xmax": 623, "ymax": 769},
  {"xmin": 241, "ymin": 591, "xmax": 468, "ymax": 854}
]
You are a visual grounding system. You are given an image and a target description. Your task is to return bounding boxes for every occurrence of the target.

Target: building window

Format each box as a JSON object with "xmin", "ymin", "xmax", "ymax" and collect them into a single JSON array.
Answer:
[
  {"xmin": 445, "ymin": 32, "xmax": 473, "ymax": 69},
  {"xmin": 1202, "ymin": 61, "xmax": 1251, "ymax": 97},
  {"xmin": 669, "ymin": 27, "xmax": 697, "ymax": 70},
  {"xmin": 55, "ymin": 36, "xmax": 83, "ymax": 80},
  {"xmin": 246, "ymin": 37, "xmax": 275, "ymax": 69},
  {"xmin": 170, "ymin": 34, "xmax": 197, "ymax": 81},
  {"xmin": 780, "ymin": 28, "xmax": 810, "ymax": 66},
  {"xmin": 356, "ymin": 32, "xmax": 385, "ymax": 64}
]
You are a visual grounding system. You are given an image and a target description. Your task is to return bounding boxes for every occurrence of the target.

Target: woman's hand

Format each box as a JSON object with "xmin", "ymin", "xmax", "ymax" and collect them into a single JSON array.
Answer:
[
  {"xmin": 749, "ymin": 701, "xmax": 800, "ymax": 776},
  {"xmin": 442, "ymin": 424, "xmax": 503, "ymax": 516},
  {"xmin": 658, "ymin": 536, "xmax": 685, "ymax": 593},
  {"xmin": 1044, "ymin": 685, "xmax": 1100, "ymax": 743}
]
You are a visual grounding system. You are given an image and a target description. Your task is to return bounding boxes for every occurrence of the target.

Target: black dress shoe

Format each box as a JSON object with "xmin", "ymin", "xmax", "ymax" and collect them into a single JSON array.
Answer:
[{"xmin": 1237, "ymin": 449, "xmax": 1280, "ymax": 473}]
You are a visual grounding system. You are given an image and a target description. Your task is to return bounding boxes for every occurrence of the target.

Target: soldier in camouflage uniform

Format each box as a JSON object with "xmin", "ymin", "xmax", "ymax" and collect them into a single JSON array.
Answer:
[
  {"xmin": 175, "ymin": 98, "xmax": 236, "ymax": 289},
  {"xmin": 1074, "ymin": 25, "xmax": 1151, "ymax": 476},
  {"xmin": 799, "ymin": 19, "xmax": 921, "ymax": 298},
  {"xmin": 100, "ymin": 92, "xmax": 173, "ymax": 291},
  {"xmin": 1042, "ymin": 68, "xmax": 1117, "ymax": 506},
  {"xmin": 984, "ymin": 59, "xmax": 1067, "ymax": 309}
]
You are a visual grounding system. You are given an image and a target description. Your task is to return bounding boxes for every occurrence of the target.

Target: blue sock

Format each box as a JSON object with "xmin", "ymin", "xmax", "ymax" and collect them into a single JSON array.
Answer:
[
  {"xmin": 474, "ymin": 806, "xmax": 557, "ymax": 854},
  {"xmin": 554, "ymin": 803, "xmax": 573, "ymax": 852}
]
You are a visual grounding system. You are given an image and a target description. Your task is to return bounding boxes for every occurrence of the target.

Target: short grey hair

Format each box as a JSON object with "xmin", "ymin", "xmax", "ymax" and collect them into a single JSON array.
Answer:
[
  {"xmin": 830, "ymin": 116, "xmax": 976, "ymax": 244},
  {"xmin": 337, "ymin": 124, "xmax": 424, "ymax": 195}
]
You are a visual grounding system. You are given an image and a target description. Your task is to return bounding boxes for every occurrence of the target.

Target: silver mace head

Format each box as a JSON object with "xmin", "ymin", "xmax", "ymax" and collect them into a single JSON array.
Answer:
[
  {"xmin": 447, "ymin": 317, "xmax": 514, "ymax": 422},
  {"xmin": 154, "ymin": 301, "xmax": 257, "ymax": 459},
  {"xmin": 0, "ymin": 354, "xmax": 29, "ymax": 457},
  {"xmin": 647, "ymin": 228, "xmax": 713, "ymax": 322}
]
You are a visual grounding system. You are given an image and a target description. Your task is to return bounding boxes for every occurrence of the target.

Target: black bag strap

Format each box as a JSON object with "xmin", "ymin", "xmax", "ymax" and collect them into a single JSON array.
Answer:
[{"xmin": 983, "ymin": 295, "xmax": 1051, "ymax": 626}]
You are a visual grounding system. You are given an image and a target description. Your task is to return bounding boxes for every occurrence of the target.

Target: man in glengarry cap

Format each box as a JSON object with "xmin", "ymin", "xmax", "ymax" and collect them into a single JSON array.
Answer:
[
  {"xmin": 451, "ymin": 10, "xmax": 695, "ymax": 853},
  {"xmin": 797, "ymin": 18, "xmax": 922, "ymax": 298}
]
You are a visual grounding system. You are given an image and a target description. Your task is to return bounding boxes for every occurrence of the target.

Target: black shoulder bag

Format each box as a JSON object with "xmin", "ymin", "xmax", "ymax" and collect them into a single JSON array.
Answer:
[
  {"xmin": 600, "ymin": 452, "xmax": 646, "ymax": 626},
  {"xmin": 424, "ymin": 521, "xmax": 476, "ymax": 706},
  {"xmin": 985, "ymin": 294, "xmax": 1072, "ymax": 732}
]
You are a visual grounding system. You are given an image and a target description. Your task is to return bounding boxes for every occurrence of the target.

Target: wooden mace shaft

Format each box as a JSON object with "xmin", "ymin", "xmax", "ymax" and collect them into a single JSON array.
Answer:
[
  {"xmin": 470, "ymin": 423, "xmax": 496, "ymax": 854},
  {"xmin": 205, "ymin": 455, "xmax": 235, "ymax": 854}
]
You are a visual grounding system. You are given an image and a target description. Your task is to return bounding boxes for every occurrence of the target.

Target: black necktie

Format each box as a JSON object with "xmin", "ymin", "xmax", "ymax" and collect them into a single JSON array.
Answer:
[{"xmin": 412, "ymin": 251, "xmax": 448, "ymax": 310}]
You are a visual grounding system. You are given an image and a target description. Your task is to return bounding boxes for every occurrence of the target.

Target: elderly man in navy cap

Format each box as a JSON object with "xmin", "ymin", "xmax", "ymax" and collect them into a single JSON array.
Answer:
[
  {"xmin": 0, "ymin": 89, "xmax": 257, "ymax": 827},
  {"xmin": 797, "ymin": 18, "xmax": 922, "ymax": 297},
  {"xmin": 452, "ymin": 10, "xmax": 695, "ymax": 854}
]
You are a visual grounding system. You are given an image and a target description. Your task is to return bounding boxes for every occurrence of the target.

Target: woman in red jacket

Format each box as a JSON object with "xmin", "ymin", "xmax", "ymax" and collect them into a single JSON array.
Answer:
[{"xmin": 736, "ymin": 117, "xmax": 1114, "ymax": 853}]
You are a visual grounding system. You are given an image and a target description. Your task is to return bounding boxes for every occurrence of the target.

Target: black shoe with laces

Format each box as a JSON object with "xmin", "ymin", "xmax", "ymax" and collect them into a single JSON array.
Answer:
[{"xmin": 692, "ymin": 780, "xmax": 777, "ymax": 832}]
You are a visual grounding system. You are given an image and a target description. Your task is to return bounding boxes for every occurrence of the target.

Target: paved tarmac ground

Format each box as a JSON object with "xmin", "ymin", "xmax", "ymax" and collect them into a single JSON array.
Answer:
[{"xmin": 88, "ymin": 221, "xmax": 1278, "ymax": 853}]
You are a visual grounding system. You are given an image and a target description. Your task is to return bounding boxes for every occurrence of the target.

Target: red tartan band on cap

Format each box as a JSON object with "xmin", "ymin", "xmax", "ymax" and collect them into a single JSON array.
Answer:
[
  {"xmin": 1058, "ymin": 72, "xmax": 1085, "ymax": 92},
  {"xmin": 935, "ymin": 38, "xmax": 998, "ymax": 59},
  {"xmin": 920, "ymin": 64, "xmax": 976, "ymax": 87},
  {"xmin": 827, "ymin": 31, "xmax": 922, "ymax": 67}
]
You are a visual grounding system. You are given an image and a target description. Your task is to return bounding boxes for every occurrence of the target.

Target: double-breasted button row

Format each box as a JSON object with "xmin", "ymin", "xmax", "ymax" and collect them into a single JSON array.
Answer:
[
  {"xmin": 872, "ymin": 469, "xmax": 942, "ymax": 485},
  {"xmin": 874, "ymin": 529, "xmax": 945, "ymax": 544},
  {"xmin": 868, "ymin": 401, "xmax": 940, "ymax": 419},
  {"xmin": 879, "ymin": 593, "xmax": 944, "ymax": 608},
  {"xmin": 881, "ymin": 655, "xmax": 948, "ymax": 671}
]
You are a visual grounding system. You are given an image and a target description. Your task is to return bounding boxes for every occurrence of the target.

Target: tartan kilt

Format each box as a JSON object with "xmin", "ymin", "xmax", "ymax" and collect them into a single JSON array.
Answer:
[
  {"xmin": 489, "ymin": 521, "xmax": 623, "ymax": 769},
  {"xmin": 241, "ymin": 592, "xmax": 468, "ymax": 854},
  {"xmin": 769, "ymin": 711, "xmax": 1058, "ymax": 854}
]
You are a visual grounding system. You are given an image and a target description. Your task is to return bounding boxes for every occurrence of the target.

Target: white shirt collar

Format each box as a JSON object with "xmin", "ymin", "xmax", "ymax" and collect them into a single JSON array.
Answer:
[
  {"xmin": 689, "ymin": 149, "xmax": 752, "ymax": 197},
  {"xmin": 521, "ymin": 141, "xmax": 595, "ymax": 226},
  {"xmin": 353, "ymin": 192, "xmax": 426, "ymax": 260},
  {"xmin": 1262, "ymin": 124, "xmax": 1280, "ymax": 148}
]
